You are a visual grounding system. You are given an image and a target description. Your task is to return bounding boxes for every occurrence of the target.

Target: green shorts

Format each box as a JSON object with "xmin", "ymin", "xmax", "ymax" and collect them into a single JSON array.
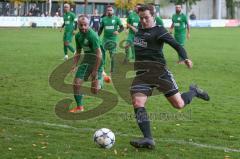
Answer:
[
  {"xmin": 126, "ymin": 34, "xmax": 134, "ymax": 46},
  {"xmin": 125, "ymin": 34, "xmax": 135, "ymax": 60},
  {"xmin": 102, "ymin": 38, "xmax": 117, "ymax": 54},
  {"xmin": 174, "ymin": 33, "xmax": 186, "ymax": 46},
  {"xmin": 63, "ymin": 31, "xmax": 73, "ymax": 43},
  {"xmin": 75, "ymin": 63, "xmax": 103, "ymax": 81}
]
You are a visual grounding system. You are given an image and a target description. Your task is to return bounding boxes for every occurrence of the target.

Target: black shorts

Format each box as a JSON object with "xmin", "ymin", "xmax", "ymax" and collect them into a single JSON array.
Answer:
[{"xmin": 130, "ymin": 66, "xmax": 179, "ymax": 97}]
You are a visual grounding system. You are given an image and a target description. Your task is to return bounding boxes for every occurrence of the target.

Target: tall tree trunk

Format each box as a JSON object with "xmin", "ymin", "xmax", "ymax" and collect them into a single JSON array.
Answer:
[{"xmin": 226, "ymin": 0, "xmax": 235, "ymax": 19}]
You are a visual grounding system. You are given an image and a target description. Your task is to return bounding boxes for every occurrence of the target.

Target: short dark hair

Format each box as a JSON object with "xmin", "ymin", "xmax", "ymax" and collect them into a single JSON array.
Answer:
[
  {"xmin": 106, "ymin": 5, "xmax": 113, "ymax": 9},
  {"xmin": 138, "ymin": 5, "xmax": 154, "ymax": 16},
  {"xmin": 78, "ymin": 14, "xmax": 89, "ymax": 21}
]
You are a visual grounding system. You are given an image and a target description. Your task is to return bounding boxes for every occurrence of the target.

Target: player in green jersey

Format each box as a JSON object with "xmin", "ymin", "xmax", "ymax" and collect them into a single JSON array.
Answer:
[
  {"xmin": 69, "ymin": 15, "xmax": 103, "ymax": 113},
  {"xmin": 149, "ymin": 4, "xmax": 164, "ymax": 27},
  {"xmin": 98, "ymin": 5, "xmax": 124, "ymax": 76},
  {"xmin": 155, "ymin": 16, "xmax": 164, "ymax": 26},
  {"xmin": 123, "ymin": 4, "xmax": 141, "ymax": 63},
  {"xmin": 169, "ymin": 5, "xmax": 190, "ymax": 63},
  {"xmin": 61, "ymin": 3, "xmax": 77, "ymax": 61}
]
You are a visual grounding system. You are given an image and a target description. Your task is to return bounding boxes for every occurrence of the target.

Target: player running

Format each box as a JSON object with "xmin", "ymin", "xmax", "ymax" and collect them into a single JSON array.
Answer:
[
  {"xmin": 61, "ymin": 3, "xmax": 77, "ymax": 61},
  {"xmin": 69, "ymin": 15, "xmax": 103, "ymax": 113},
  {"xmin": 90, "ymin": 9, "xmax": 101, "ymax": 32},
  {"xmin": 98, "ymin": 5, "xmax": 124, "ymax": 76},
  {"xmin": 123, "ymin": 4, "xmax": 141, "ymax": 63},
  {"xmin": 169, "ymin": 4, "xmax": 190, "ymax": 64},
  {"xmin": 129, "ymin": 5, "xmax": 209, "ymax": 149},
  {"xmin": 149, "ymin": 4, "xmax": 164, "ymax": 27}
]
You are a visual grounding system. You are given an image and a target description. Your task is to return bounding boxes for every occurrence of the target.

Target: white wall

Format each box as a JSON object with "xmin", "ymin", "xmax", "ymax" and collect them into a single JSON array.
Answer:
[{"xmin": 160, "ymin": 0, "xmax": 227, "ymax": 20}]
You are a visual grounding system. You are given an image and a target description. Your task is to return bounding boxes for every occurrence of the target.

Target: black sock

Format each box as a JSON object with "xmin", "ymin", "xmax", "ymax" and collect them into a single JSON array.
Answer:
[
  {"xmin": 134, "ymin": 107, "xmax": 152, "ymax": 139},
  {"xmin": 181, "ymin": 90, "xmax": 197, "ymax": 105}
]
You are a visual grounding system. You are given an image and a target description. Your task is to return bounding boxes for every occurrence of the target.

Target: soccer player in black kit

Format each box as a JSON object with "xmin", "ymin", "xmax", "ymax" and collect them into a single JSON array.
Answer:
[
  {"xmin": 90, "ymin": 9, "xmax": 101, "ymax": 32},
  {"xmin": 130, "ymin": 5, "xmax": 210, "ymax": 149}
]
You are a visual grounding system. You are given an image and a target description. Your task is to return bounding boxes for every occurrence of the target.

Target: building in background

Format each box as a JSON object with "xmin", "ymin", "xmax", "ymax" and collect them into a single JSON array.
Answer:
[
  {"xmin": 160, "ymin": 0, "xmax": 240, "ymax": 20},
  {"xmin": 0, "ymin": 0, "xmax": 118, "ymax": 17},
  {"xmin": 0, "ymin": 0, "xmax": 239, "ymax": 19}
]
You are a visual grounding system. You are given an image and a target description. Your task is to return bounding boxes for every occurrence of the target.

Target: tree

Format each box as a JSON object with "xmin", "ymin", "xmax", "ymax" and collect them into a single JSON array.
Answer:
[
  {"xmin": 115, "ymin": 0, "xmax": 144, "ymax": 11},
  {"xmin": 225, "ymin": 0, "xmax": 236, "ymax": 18},
  {"xmin": 170, "ymin": 0, "xmax": 201, "ymax": 6}
]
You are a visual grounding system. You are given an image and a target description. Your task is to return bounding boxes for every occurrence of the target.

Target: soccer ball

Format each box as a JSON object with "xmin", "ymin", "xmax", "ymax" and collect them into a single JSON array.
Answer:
[{"xmin": 93, "ymin": 128, "xmax": 115, "ymax": 149}]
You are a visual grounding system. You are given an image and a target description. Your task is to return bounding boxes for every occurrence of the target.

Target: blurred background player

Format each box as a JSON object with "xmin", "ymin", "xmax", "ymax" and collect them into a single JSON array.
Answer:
[
  {"xmin": 123, "ymin": 4, "xmax": 141, "ymax": 63},
  {"xmin": 60, "ymin": 3, "xmax": 77, "ymax": 61},
  {"xmin": 69, "ymin": 15, "xmax": 103, "ymax": 113},
  {"xmin": 169, "ymin": 4, "xmax": 190, "ymax": 64},
  {"xmin": 98, "ymin": 5, "xmax": 124, "ymax": 76},
  {"xmin": 90, "ymin": 9, "xmax": 101, "ymax": 32},
  {"xmin": 150, "ymin": 4, "xmax": 164, "ymax": 27},
  {"xmin": 129, "ymin": 5, "xmax": 209, "ymax": 149}
]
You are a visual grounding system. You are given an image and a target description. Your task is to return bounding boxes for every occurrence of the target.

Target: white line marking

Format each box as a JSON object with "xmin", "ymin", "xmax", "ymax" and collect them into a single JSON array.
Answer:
[{"xmin": 1, "ymin": 115, "xmax": 240, "ymax": 153}]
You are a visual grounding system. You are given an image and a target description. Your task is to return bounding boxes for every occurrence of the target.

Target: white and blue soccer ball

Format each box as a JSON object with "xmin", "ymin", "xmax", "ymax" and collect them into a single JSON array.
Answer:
[{"xmin": 93, "ymin": 128, "xmax": 115, "ymax": 149}]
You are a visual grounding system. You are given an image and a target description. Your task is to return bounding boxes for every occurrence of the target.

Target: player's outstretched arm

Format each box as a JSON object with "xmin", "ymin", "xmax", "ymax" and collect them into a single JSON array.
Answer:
[
  {"xmin": 187, "ymin": 22, "xmax": 190, "ymax": 39},
  {"xmin": 158, "ymin": 28, "xmax": 193, "ymax": 69},
  {"xmin": 184, "ymin": 59, "xmax": 193, "ymax": 69},
  {"xmin": 127, "ymin": 23, "xmax": 137, "ymax": 33},
  {"xmin": 113, "ymin": 25, "xmax": 124, "ymax": 35},
  {"xmin": 98, "ymin": 23, "xmax": 104, "ymax": 36},
  {"xmin": 71, "ymin": 51, "xmax": 81, "ymax": 73},
  {"xmin": 71, "ymin": 35, "xmax": 81, "ymax": 73},
  {"xmin": 91, "ymin": 48, "xmax": 102, "ymax": 79},
  {"xmin": 60, "ymin": 22, "xmax": 65, "ymax": 32},
  {"xmin": 169, "ymin": 23, "xmax": 174, "ymax": 34}
]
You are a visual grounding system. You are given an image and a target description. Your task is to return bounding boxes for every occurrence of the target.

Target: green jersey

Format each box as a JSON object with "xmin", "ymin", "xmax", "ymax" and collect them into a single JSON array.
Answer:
[
  {"xmin": 100, "ymin": 15, "xmax": 123, "ymax": 40},
  {"xmin": 63, "ymin": 11, "xmax": 76, "ymax": 32},
  {"xmin": 172, "ymin": 13, "xmax": 188, "ymax": 34},
  {"xmin": 127, "ymin": 11, "xmax": 140, "ymax": 35},
  {"xmin": 155, "ymin": 16, "xmax": 164, "ymax": 27},
  {"xmin": 75, "ymin": 28, "xmax": 101, "ymax": 64}
]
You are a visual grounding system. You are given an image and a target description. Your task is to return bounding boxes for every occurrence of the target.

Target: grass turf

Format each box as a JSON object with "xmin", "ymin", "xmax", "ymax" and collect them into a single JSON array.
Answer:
[{"xmin": 0, "ymin": 27, "xmax": 240, "ymax": 159}]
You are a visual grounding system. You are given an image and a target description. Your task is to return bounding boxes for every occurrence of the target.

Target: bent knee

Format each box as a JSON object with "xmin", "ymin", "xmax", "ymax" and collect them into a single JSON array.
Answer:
[
  {"xmin": 64, "ymin": 42, "xmax": 69, "ymax": 46},
  {"xmin": 171, "ymin": 100, "xmax": 185, "ymax": 109},
  {"xmin": 132, "ymin": 98, "xmax": 144, "ymax": 108},
  {"xmin": 73, "ymin": 79, "xmax": 81, "ymax": 87}
]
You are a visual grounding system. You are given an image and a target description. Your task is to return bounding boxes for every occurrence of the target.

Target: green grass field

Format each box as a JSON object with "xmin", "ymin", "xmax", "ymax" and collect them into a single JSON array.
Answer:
[{"xmin": 0, "ymin": 27, "xmax": 240, "ymax": 159}]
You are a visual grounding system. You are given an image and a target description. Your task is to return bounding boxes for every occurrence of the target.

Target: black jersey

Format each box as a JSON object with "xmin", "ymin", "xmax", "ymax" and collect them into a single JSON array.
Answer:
[
  {"xmin": 134, "ymin": 25, "xmax": 188, "ymax": 65},
  {"xmin": 90, "ymin": 15, "xmax": 101, "ymax": 31}
]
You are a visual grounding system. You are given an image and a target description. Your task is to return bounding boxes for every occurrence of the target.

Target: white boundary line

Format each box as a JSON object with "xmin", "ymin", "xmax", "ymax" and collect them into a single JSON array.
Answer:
[{"xmin": 1, "ymin": 115, "xmax": 240, "ymax": 153}]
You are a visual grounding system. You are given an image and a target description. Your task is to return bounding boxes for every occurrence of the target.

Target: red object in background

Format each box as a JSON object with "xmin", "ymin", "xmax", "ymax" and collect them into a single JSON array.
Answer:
[{"xmin": 225, "ymin": 20, "xmax": 240, "ymax": 27}]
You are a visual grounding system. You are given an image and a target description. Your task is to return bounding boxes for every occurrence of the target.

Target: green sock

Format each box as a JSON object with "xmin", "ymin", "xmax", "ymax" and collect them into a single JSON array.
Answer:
[
  {"xmin": 110, "ymin": 54, "xmax": 115, "ymax": 73},
  {"xmin": 74, "ymin": 94, "xmax": 83, "ymax": 106},
  {"xmin": 68, "ymin": 45, "xmax": 75, "ymax": 53},
  {"xmin": 131, "ymin": 45, "xmax": 135, "ymax": 60},
  {"xmin": 64, "ymin": 45, "xmax": 68, "ymax": 55}
]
